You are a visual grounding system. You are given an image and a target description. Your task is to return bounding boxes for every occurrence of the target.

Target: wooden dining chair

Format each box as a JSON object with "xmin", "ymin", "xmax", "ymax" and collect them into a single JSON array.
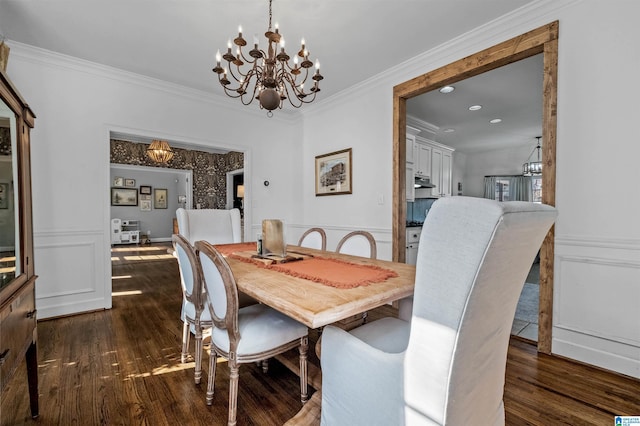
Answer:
[
  {"xmin": 335, "ymin": 230, "xmax": 377, "ymax": 259},
  {"xmin": 195, "ymin": 240, "xmax": 309, "ymax": 426},
  {"xmin": 297, "ymin": 227, "xmax": 327, "ymax": 251},
  {"xmin": 172, "ymin": 234, "xmax": 211, "ymax": 385}
]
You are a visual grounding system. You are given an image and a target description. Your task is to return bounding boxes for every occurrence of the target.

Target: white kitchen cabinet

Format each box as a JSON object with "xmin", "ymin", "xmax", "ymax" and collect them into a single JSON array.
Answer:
[
  {"xmin": 406, "ymin": 162, "xmax": 415, "ymax": 202},
  {"xmin": 406, "ymin": 135, "xmax": 415, "ymax": 163},
  {"xmin": 414, "ymin": 141, "xmax": 432, "ymax": 178},
  {"xmin": 431, "ymin": 146, "xmax": 453, "ymax": 197}
]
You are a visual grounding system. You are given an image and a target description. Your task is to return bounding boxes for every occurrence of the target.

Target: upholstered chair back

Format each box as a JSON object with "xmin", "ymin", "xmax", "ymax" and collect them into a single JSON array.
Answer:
[
  {"xmin": 405, "ymin": 198, "xmax": 557, "ymax": 424},
  {"xmin": 176, "ymin": 208, "xmax": 241, "ymax": 245}
]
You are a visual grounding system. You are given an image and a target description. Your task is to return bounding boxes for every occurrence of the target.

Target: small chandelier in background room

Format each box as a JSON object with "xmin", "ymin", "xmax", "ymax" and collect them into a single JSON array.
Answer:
[
  {"xmin": 523, "ymin": 136, "xmax": 542, "ymax": 176},
  {"xmin": 147, "ymin": 140, "xmax": 174, "ymax": 164},
  {"xmin": 212, "ymin": 0, "xmax": 323, "ymax": 117}
]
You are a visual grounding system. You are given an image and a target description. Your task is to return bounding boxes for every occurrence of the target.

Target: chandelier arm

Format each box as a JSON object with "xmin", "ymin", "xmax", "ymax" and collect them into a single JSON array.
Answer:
[
  {"xmin": 226, "ymin": 62, "xmax": 251, "ymax": 84},
  {"xmin": 280, "ymin": 70, "xmax": 308, "ymax": 96}
]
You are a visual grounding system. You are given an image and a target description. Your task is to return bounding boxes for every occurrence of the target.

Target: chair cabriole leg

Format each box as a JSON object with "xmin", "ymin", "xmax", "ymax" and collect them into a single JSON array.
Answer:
[
  {"xmin": 181, "ymin": 321, "xmax": 190, "ymax": 363},
  {"xmin": 206, "ymin": 351, "xmax": 217, "ymax": 405},
  {"xmin": 299, "ymin": 336, "xmax": 308, "ymax": 403}
]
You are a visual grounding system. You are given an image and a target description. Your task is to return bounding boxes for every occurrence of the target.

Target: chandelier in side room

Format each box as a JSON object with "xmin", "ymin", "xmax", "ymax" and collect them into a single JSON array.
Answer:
[
  {"xmin": 146, "ymin": 140, "xmax": 174, "ymax": 164},
  {"xmin": 212, "ymin": 0, "xmax": 323, "ymax": 117},
  {"xmin": 523, "ymin": 136, "xmax": 542, "ymax": 176}
]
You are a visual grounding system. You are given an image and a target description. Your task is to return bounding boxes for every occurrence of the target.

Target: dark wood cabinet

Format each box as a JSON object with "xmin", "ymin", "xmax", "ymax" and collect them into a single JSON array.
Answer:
[{"xmin": 0, "ymin": 69, "xmax": 38, "ymax": 418}]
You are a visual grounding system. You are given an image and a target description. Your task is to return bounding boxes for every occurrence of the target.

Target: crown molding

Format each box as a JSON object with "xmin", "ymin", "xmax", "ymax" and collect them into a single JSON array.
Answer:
[
  {"xmin": 304, "ymin": 0, "xmax": 579, "ymax": 117},
  {"xmin": 6, "ymin": 41, "xmax": 299, "ymax": 124}
]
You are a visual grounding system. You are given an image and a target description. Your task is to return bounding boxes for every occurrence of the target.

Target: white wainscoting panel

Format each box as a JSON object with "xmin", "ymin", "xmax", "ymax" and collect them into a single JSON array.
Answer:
[
  {"xmin": 34, "ymin": 230, "xmax": 110, "ymax": 318},
  {"xmin": 553, "ymin": 235, "xmax": 640, "ymax": 378}
]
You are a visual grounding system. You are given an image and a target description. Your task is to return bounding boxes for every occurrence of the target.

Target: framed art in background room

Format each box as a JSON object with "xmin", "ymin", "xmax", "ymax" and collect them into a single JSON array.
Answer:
[
  {"xmin": 154, "ymin": 188, "xmax": 168, "ymax": 209},
  {"xmin": 111, "ymin": 187, "xmax": 138, "ymax": 206},
  {"xmin": 315, "ymin": 148, "xmax": 352, "ymax": 196}
]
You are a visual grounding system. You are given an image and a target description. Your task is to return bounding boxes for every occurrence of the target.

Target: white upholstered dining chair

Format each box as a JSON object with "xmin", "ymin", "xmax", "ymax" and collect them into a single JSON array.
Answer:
[
  {"xmin": 172, "ymin": 234, "xmax": 211, "ymax": 385},
  {"xmin": 174, "ymin": 208, "xmax": 255, "ymax": 380},
  {"xmin": 320, "ymin": 197, "xmax": 557, "ymax": 425},
  {"xmin": 175, "ymin": 207, "xmax": 242, "ymax": 245},
  {"xmin": 195, "ymin": 240, "xmax": 309, "ymax": 426},
  {"xmin": 335, "ymin": 230, "xmax": 377, "ymax": 259},
  {"xmin": 298, "ymin": 227, "xmax": 327, "ymax": 251}
]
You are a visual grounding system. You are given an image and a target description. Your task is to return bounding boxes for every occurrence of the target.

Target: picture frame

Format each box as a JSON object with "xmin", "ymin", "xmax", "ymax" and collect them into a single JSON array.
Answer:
[
  {"xmin": 124, "ymin": 178, "xmax": 136, "ymax": 187},
  {"xmin": 111, "ymin": 187, "xmax": 138, "ymax": 206},
  {"xmin": 154, "ymin": 188, "xmax": 168, "ymax": 209},
  {"xmin": 139, "ymin": 185, "xmax": 152, "ymax": 195},
  {"xmin": 315, "ymin": 148, "xmax": 352, "ymax": 196},
  {"xmin": 113, "ymin": 177, "xmax": 124, "ymax": 187},
  {"xmin": 0, "ymin": 182, "xmax": 8, "ymax": 209},
  {"xmin": 140, "ymin": 199, "xmax": 152, "ymax": 212}
]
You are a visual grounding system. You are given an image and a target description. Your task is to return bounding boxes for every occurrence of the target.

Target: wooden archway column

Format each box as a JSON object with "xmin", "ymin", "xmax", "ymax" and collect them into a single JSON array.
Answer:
[{"xmin": 392, "ymin": 22, "xmax": 558, "ymax": 353}]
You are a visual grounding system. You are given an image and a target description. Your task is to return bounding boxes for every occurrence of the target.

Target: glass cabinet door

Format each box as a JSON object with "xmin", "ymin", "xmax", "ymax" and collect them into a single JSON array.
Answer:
[{"xmin": 0, "ymin": 97, "xmax": 20, "ymax": 289}]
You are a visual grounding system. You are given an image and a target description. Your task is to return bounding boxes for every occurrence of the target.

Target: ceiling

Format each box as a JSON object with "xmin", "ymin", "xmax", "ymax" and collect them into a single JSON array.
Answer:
[
  {"xmin": 0, "ymin": 0, "xmax": 536, "ymax": 102},
  {"xmin": 0, "ymin": 0, "xmax": 541, "ymax": 152},
  {"xmin": 407, "ymin": 54, "xmax": 543, "ymax": 153}
]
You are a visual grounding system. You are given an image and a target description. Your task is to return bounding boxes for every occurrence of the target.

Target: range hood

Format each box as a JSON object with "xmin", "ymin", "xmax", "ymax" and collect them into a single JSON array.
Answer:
[{"xmin": 414, "ymin": 176, "xmax": 435, "ymax": 188}]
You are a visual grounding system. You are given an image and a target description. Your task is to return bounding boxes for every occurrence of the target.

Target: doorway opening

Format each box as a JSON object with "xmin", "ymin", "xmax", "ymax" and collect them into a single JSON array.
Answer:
[{"xmin": 392, "ymin": 22, "xmax": 558, "ymax": 353}]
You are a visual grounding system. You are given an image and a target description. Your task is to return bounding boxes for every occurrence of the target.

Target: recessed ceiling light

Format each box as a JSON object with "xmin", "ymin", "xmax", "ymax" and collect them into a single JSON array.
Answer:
[
  {"xmin": 443, "ymin": 128, "xmax": 455, "ymax": 133},
  {"xmin": 489, "ymin": 118, "xmax": 502, "ymax": 124},
  {"xmin": 469, "ymin": 105, "xmax": 482, "ymax": 111},
  {"xmin": 439, "ymin": 86, "xmax": 455, "ymax": 94}
]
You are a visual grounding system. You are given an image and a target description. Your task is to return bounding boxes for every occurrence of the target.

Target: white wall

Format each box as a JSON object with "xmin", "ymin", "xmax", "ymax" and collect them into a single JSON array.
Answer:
[
  {"xmin": 461, "ymin": 144, "xmax": 532, "ymax": 197},
  {"xmin": 6, "ymin": 44, "xmax": 299, "ymax": 319},
  {"xmin": 299, "ymin": 1, "xmax": 640, "ymax": 377}
]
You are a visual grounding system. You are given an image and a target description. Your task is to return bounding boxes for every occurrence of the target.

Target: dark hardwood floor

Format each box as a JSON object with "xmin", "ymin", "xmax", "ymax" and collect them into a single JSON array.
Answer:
[{"xmin": 1, "ymin": 243, "xmax": 638, "ymax": 425}]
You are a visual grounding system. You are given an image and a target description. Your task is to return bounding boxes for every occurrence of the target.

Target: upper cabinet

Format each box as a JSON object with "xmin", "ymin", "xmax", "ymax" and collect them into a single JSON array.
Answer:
[
  {"xmin": 431, "ymin": 146, "xmax": 453, "ymax": 197},
  {"xmin": 414, "ymin": 139, "xmax": 432, "ymax": 178}
]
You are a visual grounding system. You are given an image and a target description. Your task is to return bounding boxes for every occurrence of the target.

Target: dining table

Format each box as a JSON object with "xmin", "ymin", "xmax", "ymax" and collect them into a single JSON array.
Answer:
[
  {"xmin": 213, "ymin": 242, "xmax": 416, "ymax": 425},
  {"xmin": 217, "ymin": 243, "xmax": 416, "ymax": 329}
]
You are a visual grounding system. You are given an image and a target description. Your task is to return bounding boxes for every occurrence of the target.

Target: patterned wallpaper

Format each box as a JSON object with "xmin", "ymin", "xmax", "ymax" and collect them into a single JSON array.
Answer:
[
  {"xmin": 0, "ymin": 127, "xmax": 10, "ymax": 155},
  {"xmin": 110, "ymin": 140, "xmax": 243, "ymax": 209}
]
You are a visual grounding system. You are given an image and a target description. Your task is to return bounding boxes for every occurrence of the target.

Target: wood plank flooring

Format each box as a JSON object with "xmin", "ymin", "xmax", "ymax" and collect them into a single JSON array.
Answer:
[{"xmin": 1, "ymin": 243, "xmax": 638, "ymax": 425}]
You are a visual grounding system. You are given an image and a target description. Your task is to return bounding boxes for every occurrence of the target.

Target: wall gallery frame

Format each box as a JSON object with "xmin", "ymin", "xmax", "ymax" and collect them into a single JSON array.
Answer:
[
  {"xmin": 139, "ymin": 185, "xmax": 152, "ymax": 195},
  {"xmin": 154, "ymin": 188, "xmax": 168, "ymax": 209},
  {"xmin": 124, "ymin": 178, "xmax": 136, "ymax": 187},
  {"xmin": 111, "ymin": 187, "xmax": 138, "ymax": 206},
  {"xmin": 315, "ymin": 148, "xmax": 352, "ymax": 196},
  {"xmin": 0, "ymin": 182, "xmax": 8, "ymax": 209}
]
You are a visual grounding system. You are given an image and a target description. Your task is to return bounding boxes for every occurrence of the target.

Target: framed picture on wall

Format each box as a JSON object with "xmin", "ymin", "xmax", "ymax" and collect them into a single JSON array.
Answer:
[
  {"xmin": 140, "ymin": 199, "xmax": 151, "ymax": 212},
  {"xmin": 113, "ymin": 177, "xmax": 124, "ymax": 187},
  {"xmin": 315, "ymin": 148, "xmax": 352, "ymax": 196},
  {"xmin": 111, "ymin": 187, "xmax": 138, "ymax": 206},
  {"xmin": 124, "ymin": 178, "xmax": 136, "ymax": 187},
  {"xmin": 0, "ymin": 182, "xmax": 8, "ymax": 209},
  {"xmin": 139, "ymin": 185, "xmax": 152, "ymax": 195},
  {"xmin": 154, "ymin": 188, "xmax": 168, "ymax": 209}
]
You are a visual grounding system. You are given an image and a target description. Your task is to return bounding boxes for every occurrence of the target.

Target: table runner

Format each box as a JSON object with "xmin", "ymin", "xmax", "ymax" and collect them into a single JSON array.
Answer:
[{"xmin": 213, "ymin": 243, "xmax": 398, "ymax": 289}]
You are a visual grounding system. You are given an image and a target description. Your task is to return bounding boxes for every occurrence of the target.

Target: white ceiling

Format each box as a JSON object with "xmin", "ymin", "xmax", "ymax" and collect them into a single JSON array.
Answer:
[
  {"xmin": 0, "ymin": 0, "xmax": 541, "ymax": 151},
  {"xmin": 407, "ymin": 54, "xmax": 543, "ymax": 153}
]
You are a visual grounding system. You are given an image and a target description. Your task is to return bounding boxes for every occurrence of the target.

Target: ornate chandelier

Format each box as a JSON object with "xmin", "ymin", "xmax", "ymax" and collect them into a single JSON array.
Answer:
[
  {"xmin": 147, "ymin": 140, "xmax": 174, "ymax": 164},
  {"xmin": 212, "ymin": 0, "xmax": 323, "ymax": 116},
  {"xmin": 523, "ymin": 136, "xmax": 542, "ymax": 176}
]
